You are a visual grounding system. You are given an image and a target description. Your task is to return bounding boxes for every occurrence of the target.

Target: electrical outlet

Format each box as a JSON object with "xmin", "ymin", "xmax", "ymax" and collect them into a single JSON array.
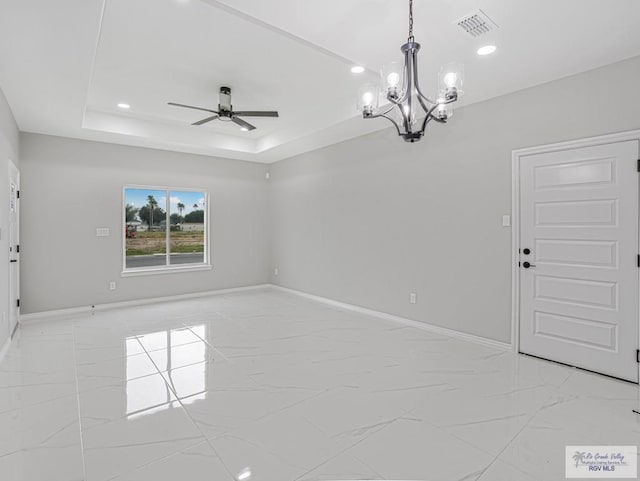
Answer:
[
  {"xmin": 109, "ymin": 281, "xmax": 117, "ymax": 291},
  {"xmin": 409, "ymin": 292, "xmax": 417, "ymax": 304},
  {"xmin": 274, "ymin": 267, "xmax": 279, "ymax": 276},
  {"xmin": 265, "ymin": 172, "xmax": 271, "ymax": 180}
]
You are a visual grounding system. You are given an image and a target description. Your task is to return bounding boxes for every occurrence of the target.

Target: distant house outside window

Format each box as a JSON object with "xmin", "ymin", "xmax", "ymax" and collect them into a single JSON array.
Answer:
[{"xmin": 123, "ymin": 186, "xmax": 209, "ymax": 274}]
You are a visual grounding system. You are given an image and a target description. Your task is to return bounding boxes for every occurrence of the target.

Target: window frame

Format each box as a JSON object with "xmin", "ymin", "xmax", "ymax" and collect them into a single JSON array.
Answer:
[{"xmin": 121, "ymin": 184, "xmax": 211, "ymax": 276}]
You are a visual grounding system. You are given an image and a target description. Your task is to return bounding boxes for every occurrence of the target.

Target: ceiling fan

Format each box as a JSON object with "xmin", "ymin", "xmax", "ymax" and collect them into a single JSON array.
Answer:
[{"xmin": 168, "ymin": 86, "xmax": 279, "ymax": 131}]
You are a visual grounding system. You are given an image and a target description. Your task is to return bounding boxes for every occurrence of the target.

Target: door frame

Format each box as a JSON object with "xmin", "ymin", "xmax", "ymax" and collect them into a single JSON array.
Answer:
[
  {"xmin": 7, "ymin": 159, "xmax": 19, "ymax": 337},
  {"xmin": 511, "ymin": 129, "xmax": 640, "ymax": 357}
]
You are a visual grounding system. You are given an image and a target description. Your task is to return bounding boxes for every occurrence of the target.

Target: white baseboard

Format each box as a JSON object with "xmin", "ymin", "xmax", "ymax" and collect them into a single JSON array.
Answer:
[
  {"xmin": 19, "ymin": 284, "xmax": 272, "ymax": 325},
  {"xmin": 18, "ymin": 282, "xmax": 513, "ymax": 352},
  {"xmin": 270, "ymin": 284, "xmax": 513, "ymax": 352}
]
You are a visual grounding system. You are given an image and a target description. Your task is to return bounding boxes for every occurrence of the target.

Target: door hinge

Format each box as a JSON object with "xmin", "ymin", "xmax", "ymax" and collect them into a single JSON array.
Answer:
[
  {"xmin": 16, "ymin": 190, "xmax": 19, "ymax": 199},
  {"xmin": 16, "ymin": 299, "xmax": 20, "ymax": 308},
  {"xmin": 637, "ymin": 159, "xmax": 640, "ymax": 172},
  {"xmin": 636, "ymin": 349, "xmax": 640, "ymax": 363},
  {"xmin": 637, "ymin": 254, "xmax": 639, "ymax": 268},
  {"xmin": 16, "ymin": 245, "xmax": 19, "ymax": 253}
]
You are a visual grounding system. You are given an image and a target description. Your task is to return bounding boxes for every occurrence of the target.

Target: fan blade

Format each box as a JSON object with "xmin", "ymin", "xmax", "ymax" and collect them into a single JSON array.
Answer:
[
  {"xmin": 168, "ymin": 102, "xmax": 218, "ymax": 114},
  {"xmin": 232, "ymin": 111, "xmax": 279, "ymax": 118},
  {"xmin": 231, "ymin": 116, "xmax": 256, "ymax": 131},
  {"xmin": 192, "ymin": 115, "xmax": 219, "ymax": 126}
]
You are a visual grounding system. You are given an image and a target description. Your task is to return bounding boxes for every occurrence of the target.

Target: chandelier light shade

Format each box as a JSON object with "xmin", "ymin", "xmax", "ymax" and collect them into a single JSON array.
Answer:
[
  {"xmin": 358, "ymin": 84, "xmax": 380, "ymax": 114},
  {"xmin": 358, "ymin": 0, "xmax": 464, "ymax": 142}
]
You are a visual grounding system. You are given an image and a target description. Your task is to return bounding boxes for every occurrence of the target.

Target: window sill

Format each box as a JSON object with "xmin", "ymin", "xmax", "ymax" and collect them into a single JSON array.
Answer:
[{"xmin": 121, "ymin": 264, "xmax": 212, "ymax": 277}]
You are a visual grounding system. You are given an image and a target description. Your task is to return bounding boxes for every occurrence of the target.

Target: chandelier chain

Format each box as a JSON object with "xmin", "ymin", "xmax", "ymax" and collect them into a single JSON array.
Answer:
[{"xmin": 408, "ymin": 0, "xmax": 414, "ymax": 40}]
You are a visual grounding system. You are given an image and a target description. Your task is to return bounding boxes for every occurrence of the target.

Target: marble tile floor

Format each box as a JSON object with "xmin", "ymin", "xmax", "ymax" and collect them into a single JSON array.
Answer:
[{"xmin": 1, "ymin": 287, "xmax": 639, "ymax": 481}]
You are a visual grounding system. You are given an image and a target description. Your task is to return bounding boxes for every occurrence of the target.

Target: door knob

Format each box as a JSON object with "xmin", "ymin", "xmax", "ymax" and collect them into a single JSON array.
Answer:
[
  {"xmin": 523, "ymin": 248, "xmax": 531, "ymax": 255},
  {"xmin": 523, "ymin": 261, "xmax": 536, "ymax": 269}
]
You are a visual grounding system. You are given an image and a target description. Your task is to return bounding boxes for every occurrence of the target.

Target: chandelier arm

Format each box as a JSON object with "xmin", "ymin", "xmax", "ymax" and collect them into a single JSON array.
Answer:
[
  {"xmin": 405, "ymin": 54, "xmax": 415, "ymax": 133},
  {"xmin": 416, "ymin": 94, "xmax": 431, "ymax": 115},
  {"xmin": 419, "ymin": 114, "xmax": 431, "ymax": 133},
  {"xmin": 387, "ymin": 94, "xmax": 406, "ymax": 107},
  {"xmin": 368, "ymin": 105, "xmax": 395, "ymax": 118},
  {"xmin": 425, "ymin": 102, "xmax": 441, "ymax": 118},
  {"xmin": 412, "ymin": 53, "xmax": 436, "ymax": 105},
  {"xmin": 397, "ymin": 99, "xmax": 412, "ymax": 134},
  {"xmin": 420, "ymin": 111, "xmax": 441, "ymax": 132},
  {"xmin": 419, "ymin": 101, "xmax": 448, "ymax": 132},
  {"xmin": 381, "ymin": 114, "xmax": 403, "ymax": 137}
]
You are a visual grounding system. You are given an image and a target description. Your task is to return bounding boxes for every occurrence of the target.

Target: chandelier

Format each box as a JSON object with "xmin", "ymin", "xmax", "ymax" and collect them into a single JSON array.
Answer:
[{"xmin": 357, "ymin": 0, "xmax": 464, "ymax": 142}]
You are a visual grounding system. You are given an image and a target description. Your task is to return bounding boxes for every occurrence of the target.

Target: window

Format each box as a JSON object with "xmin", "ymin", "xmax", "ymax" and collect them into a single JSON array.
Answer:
[{"xmin": 123, "ymin": 186, "xmax": 208, "ymax": 273}]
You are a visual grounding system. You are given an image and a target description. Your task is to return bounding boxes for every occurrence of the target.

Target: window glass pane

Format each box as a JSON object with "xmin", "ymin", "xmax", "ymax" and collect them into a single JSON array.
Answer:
[
  {"xmin": 169, "ymin": 191, "xmax": 205, "ymax": 265},
  {"xmin": 124, "ymin": 188, "xmax": 167, "ymax": 269}
]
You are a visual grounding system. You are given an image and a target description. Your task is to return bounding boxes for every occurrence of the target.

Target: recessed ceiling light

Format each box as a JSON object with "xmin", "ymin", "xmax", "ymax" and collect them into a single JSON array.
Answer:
[
  {"xmin": 477, "ymin": 45, "xmax": 497, "ymax": 56},
  {"xmin": 240, "ymin": 127, "xmax": 249, "ymax": 132},
  {"xmin": 350, "ymin": 65, "xmax": 365, "ymax": 74},
  {"xmin": 117, "ymin": 103, "xmax": 130, "ymax": 109}
]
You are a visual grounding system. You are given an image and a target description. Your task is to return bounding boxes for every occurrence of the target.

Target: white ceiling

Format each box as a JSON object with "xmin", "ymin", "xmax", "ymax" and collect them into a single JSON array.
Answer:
[{"xmin": 1, "ymin": 0, "xmax": 640, "ymax": 163}]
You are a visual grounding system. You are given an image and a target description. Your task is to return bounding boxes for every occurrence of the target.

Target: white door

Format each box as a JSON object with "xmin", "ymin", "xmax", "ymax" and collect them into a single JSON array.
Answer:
[
  {"xmin": 519, "ymin": 140, "xmax": 639, "ymax": 382},
  {"xmin": 8, "ymin": 160, "xmax": 19, "ymax": 336}
]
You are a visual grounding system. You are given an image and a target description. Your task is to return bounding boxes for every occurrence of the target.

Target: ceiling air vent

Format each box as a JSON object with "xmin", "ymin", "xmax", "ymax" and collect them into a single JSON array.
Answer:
[{"xmin": 455, "ymin": 9, "xmax": 498, "ymax": 38}]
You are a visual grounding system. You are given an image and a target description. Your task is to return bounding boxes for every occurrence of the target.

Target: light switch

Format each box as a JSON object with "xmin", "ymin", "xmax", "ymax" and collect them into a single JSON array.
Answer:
[
  {"xmin": 96, "ymin": 227, "xmax": 110, "ymax": 237},
  {"xmin": 502, "ymin": 215, "xmax": 511, "ymax": 227}
]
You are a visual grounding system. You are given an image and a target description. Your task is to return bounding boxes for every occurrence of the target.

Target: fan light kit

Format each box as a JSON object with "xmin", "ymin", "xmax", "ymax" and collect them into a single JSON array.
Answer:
[
  {"xmin": 117, "ymin": 103, "xmax": 130, "ymax": 109},
  {"xmin": 358, "ymin": 0, "xmax": 464, "ymax": 142},
  {"xmin": 169, "ymin": 86, "xmax": 279, "ymax": 131}
]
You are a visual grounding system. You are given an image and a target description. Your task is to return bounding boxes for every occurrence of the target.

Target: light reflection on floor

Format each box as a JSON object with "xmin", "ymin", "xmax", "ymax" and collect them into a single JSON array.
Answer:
[{"xmin": 126, "ymin": 326, "xmax": 208, "ymax": 417}]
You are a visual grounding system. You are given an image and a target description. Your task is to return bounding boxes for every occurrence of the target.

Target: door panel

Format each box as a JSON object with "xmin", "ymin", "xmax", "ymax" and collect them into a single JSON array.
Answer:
[
  {"xmin": 519, "ymin": 140, "xmax": 639, "ymax": 382},
  {"xmin": 535, "ymin": 239, "xmax": 617, "ymax": 268},
  {"xmin": 533, "ymin": 311, "xmax": 617, "ymax": 350}
]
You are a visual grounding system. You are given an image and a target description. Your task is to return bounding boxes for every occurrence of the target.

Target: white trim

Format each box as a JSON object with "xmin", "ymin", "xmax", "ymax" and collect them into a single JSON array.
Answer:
[
  {"xmin": 121, "ymin": 264, "xmax": 212, "ymax": 277},
  {"xmin": 0, "ymin": 336, "xmax": 11, "ymax": 365},
  {"xmin": 271, "ymin": 285, "xmax": 512, "ymax": 351},
  {"xmin": 7, "ymin": 158, "xmax": 20, "ymax": 338},
  {"xmin": 19, "ymin": 284, "xmax": 271, "ymax": 324},
  {"xmin": 511, "ymin": 129, "xmax": 640, "ymax": 355}
]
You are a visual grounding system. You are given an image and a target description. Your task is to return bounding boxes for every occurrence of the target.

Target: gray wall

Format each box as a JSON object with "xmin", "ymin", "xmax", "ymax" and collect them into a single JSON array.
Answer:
[
  {"xmin": 269, "ymin": 55, "xmax": 640, "ymax": 344},
  {"xmin": 12, "ymin": 55, "xmax": 640, "ymax": 342},
  {"xmin": 19, "ymin": 134, "xmax": 270, "ymax": 314},
  {"xmin": 0, "ymin": 86, "xmax": 19, "ymax": 347}
]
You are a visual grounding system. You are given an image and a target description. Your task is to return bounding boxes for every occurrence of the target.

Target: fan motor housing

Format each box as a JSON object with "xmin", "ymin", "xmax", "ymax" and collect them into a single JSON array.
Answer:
[{"xmin": 219, "ymin": 86, "xmax": 232, "ymax": 112}]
